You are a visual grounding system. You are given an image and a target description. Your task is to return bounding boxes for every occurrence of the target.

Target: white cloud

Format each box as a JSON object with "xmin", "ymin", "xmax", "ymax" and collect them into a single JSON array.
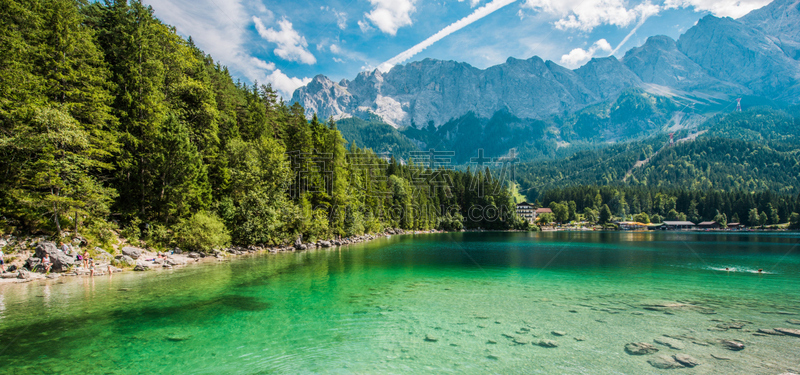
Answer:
[
  {"xmin": 358, "ymin": 19, "xmax": 374, "ymax": 33},
  {"xmin": 249, "ymin": 57, "xmax": 276, "ymax": 71},
  {"xmin": 254, "ymin": 16, "xmax": 317, "ymax": 64},
  {"xmin": 523, "ymin": 0, "xmax": 771, "ymax": 32},
  {"xmin": 522, "ymin": 0, "xmax": 639, "ymax": 31},
  {"xmin": 330, "ymin": 44, "xmax": 342, "ymax": 54},
  {"xmin": 365, "ymin": 0, "xmax": 417, "ymax": 35},
  {"xmin": 252, "ymin": 0, "xmax": 269, "ymax": 15},
  {"xmin": 321, "ymin": 6, "xmax": 348, "ymax": 30},
  {"xmin": 560, "ymin": 38, "xmax": 612, "ymax": 68},
  {"xmin": 378, "ymin": 0, "xmax": 519, "ymax": 72},
  {"xmin": 459, "ymin": 0, "xmax": 483, "ymax": 7},
  {"xmin": 665, "ymin": 0, "xmax": 772, "ymax": 18},
  {"xmin": 267, "ymin": 69, "xmax": 312, "ymax": 98},
  {"xmin": 142, "ymin": 0, "xmax": 308, "ymax": 99}
]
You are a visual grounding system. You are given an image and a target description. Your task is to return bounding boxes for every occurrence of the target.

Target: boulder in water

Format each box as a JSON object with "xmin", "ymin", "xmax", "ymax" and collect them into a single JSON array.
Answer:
[
  {"xmin": 537, "ymin": 340, "xmax": 558, "ymax": 348},
  {"xmin": 720, "ymin": 339, "xmax": 745, "ymax": 351},
  {"xmin": 133, "ymin": 262, "xmax": 150, "ymax": 271},
  {"xmin": 625, "ymin": 342, "xmax": 659, "ymax": 355},
  {"xmin": 654, "ymin": 337, "xmax": 685, "ymax": 350},
  {"xmin": 647, "ymin": 355, "xmax": 685, "ymax": 369},
  {"xmin": 774, "ymin": 328, "xmax": 800, "ymax": 337},
  {"xmin": 673, "ymin": 354, "xmax": 700, "ymax": 367}
]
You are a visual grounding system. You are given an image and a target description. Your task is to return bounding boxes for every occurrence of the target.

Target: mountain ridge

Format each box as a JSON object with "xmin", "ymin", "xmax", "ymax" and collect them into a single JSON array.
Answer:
[{"xmin": 292, "ymin": 0, "xmax": 800, "ymax": 130}]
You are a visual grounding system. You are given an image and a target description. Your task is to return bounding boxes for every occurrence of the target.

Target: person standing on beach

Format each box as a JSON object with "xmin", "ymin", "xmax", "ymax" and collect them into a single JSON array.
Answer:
[
  {"xmin": 82, "ymin": 250, "xmax": 89, "ymax": 269},
  {"xmin": 0, "ymin": 248, "xmax": 5, "ymax": 273}
]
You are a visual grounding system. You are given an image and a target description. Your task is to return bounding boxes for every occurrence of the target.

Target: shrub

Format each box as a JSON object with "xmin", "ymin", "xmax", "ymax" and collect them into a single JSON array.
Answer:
[
  {"xmin": 120, "ymin": 217, "xmax": 142, "ymax": 246},
  {"xmin": 173, "ymin": 212, "xmax": 231, "ymax": 252}
]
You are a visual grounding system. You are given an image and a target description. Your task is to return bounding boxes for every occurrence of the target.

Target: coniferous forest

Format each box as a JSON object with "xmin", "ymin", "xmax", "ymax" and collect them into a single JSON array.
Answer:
[{"xmin": 0, "ymin": 0, "xmax": 525, "ymax": 251}]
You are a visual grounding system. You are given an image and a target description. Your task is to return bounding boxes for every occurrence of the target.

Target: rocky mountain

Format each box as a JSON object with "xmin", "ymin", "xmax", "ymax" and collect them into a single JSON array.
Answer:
[
  {"xmin": 292, "ymin": 0, "xmax": 800, "ymax": 138},
  {"xmin": 292, "ymin": 56, "xmax": 643, "ymax": 128},
  {"xmin": 622, "ymin": 35, "xmax": 748, "ymax": 95},
  {"xmin": 740, "ymin": 0, "xmax": 800, "ymax": 60},
  {"xmin": 677, "ymin": 14, "xmax": 800, "ymax": 101}
]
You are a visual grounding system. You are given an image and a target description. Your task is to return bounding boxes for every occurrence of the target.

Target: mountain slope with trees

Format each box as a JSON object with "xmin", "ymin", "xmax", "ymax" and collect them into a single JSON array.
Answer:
[{"xmin": 0, "ymin": 0, "xmax": 525, "ymax": 252}]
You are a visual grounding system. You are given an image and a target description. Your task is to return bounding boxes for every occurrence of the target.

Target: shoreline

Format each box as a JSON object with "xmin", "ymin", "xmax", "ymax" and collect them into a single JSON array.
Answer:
[
  {"xmin": 0, "ymin": 228, "xmax": 444, "ymax": 286},
  {"xmin": 2, "ymin": 228, "xmax": 796, "ymax": 287}
]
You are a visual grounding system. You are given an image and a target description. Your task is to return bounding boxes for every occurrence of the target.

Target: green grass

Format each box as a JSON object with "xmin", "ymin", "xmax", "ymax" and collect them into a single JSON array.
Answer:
[{"xmin": 509, "ymin": 182, "xmax": 528, "ymax": 204}]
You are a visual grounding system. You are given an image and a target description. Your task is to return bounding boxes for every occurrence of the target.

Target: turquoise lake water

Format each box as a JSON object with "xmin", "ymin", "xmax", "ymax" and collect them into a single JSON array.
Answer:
[{"xmin": 1, "ymin": 231, "xmax": 799, "ymax": 374}]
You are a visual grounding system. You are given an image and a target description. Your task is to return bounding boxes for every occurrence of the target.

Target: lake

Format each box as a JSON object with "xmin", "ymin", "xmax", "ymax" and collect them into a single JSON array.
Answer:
[{"xmin": 1, "ymin": 231, "xmax": 799, "ymax": 374}]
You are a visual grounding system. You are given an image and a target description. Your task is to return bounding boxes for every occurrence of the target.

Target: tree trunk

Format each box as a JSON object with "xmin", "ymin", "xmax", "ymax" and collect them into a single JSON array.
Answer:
[
  {"xmin": 54, "ymin": 204, "xmax": 62, "ymax": 237},
  {"xmin": 74, "ymin": 209, "xmax": 79, "ymax": 237}
]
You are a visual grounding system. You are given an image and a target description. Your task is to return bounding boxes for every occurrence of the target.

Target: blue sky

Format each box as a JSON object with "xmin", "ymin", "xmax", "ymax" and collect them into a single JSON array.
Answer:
[{"xmin": 141, "ymin": 0, "xmax": 774, "ymax": 98}]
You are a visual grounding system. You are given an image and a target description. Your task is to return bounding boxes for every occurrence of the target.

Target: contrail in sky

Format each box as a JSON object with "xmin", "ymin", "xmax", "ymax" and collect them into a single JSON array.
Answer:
[
  {"xmin": 378, "ymin": 0, "xmax": 519, "ymax": 72},
  {"xmin": 610, "ymin": 6, "xmax": 661, "ymax": 56}
]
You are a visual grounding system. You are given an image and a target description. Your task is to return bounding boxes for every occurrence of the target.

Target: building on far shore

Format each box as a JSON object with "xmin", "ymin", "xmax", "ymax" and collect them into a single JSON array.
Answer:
[
  {"xmin": 533, "ymin": 207, "xmax": 553, "ymax": 222},
  {"xmin": 659, "ymin": 221, "xmax": 697, "ymax": 230},
  {"xmin": 516, "ymin": 202, "xmax": 536, "ymax": 223},
  {"xmin": 616, "ymin": 221, "xmax": 649, "ymax": 230},
  {"xmin": 697, "ymin": 221, "xmax": 721, "ymax": 230},
  {"xmin": 727, "ymin": 222, "xmax": 744, "ymax": 230},
  {"xmin": 515, "ymin": 203, "xmax": 554, "ymax": 223}
]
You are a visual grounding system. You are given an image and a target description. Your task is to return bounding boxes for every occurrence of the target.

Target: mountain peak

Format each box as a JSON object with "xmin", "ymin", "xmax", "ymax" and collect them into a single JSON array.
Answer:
[
  {"xmin": 740, "ymin": 0, "xmax": 800, "ymax": 59},
  {"xmin": 291, "ymin": 7, "xmax": 800, "ymax": 126}
]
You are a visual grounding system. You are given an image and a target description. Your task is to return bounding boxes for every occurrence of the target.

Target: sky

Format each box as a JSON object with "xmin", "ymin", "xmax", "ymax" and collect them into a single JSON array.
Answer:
[{"xmin": 141, "ymin": 0, "xmax": 775, "ymax": 99}]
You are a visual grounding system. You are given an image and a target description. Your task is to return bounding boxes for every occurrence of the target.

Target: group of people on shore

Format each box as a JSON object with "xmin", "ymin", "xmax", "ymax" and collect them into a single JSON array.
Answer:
[{"xmin": 35, "ymin": 242, "xmax": 99, "ymax": 276}]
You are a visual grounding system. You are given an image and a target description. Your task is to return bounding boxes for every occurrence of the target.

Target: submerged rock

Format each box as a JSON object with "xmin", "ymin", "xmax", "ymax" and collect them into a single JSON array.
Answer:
[
  {"xmin": 424, "ymin": 335, "xmax": 438, "ymax": 342},
  {"xmin": 787, "ymin": 319, "xmax": 800, "ymax": 325},
  {"xmin": 166, "ymin": 335, "xmax": 190, "ymax": 342},
  {"xmin": 625, "ymin": 342, "xmax": 659, "ymax": 355},
  {"xmin": 774, "ymin": 328, "xmax": 800, "ymax": 337},
  {"xmin": 720, "ymin": 339, "xmax": 745, "ymax": 351},
  {"xmin": 537, "ymin": 340, "xmax": 558, "ymax": 348},
  {"xmin": 133, "ymin": 262, "xmax": 150, "ymax": 271},
  {"xmin": 654, "ymin": 337, "xmax": 685, "ymax": 350},
  {"xmin": 551, "ymin": 331, "xmax": 566, "ymax": 336},
  {"xmin": 716, "ymin": 321, "xmax": 746, "ymax": 330},
  {"xmin": 757, "ymin": 328, "xmax": 785, "ymax": 336},
  {"xmin": 512, "ymin": 338, "xmax": 529, "ymax": 345},
  {"xmin": 648, "ymin": 355, "xmax": 685, "ymax": 369},
  {"xmin": 673, "ymin": 354, "xmax": 700, "ymax": 367}
]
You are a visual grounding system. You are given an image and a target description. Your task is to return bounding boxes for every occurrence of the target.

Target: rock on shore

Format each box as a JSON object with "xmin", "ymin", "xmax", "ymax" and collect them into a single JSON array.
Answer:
[{"xmin": 34, "ymin": 242, "xmax": 75, "ymax": 272}]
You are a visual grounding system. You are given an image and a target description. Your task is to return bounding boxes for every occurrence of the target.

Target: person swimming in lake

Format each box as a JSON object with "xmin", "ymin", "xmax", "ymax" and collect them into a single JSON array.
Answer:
[{"xmin": 758, "ymin": 269, "xmax": 763, "ymax": 274}]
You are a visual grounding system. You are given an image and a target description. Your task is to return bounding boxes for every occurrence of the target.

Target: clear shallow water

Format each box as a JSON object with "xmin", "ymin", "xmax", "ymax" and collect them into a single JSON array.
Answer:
[{"xmin": 1, "ymin": 232, "xmax": 799, "ymax": 374}]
